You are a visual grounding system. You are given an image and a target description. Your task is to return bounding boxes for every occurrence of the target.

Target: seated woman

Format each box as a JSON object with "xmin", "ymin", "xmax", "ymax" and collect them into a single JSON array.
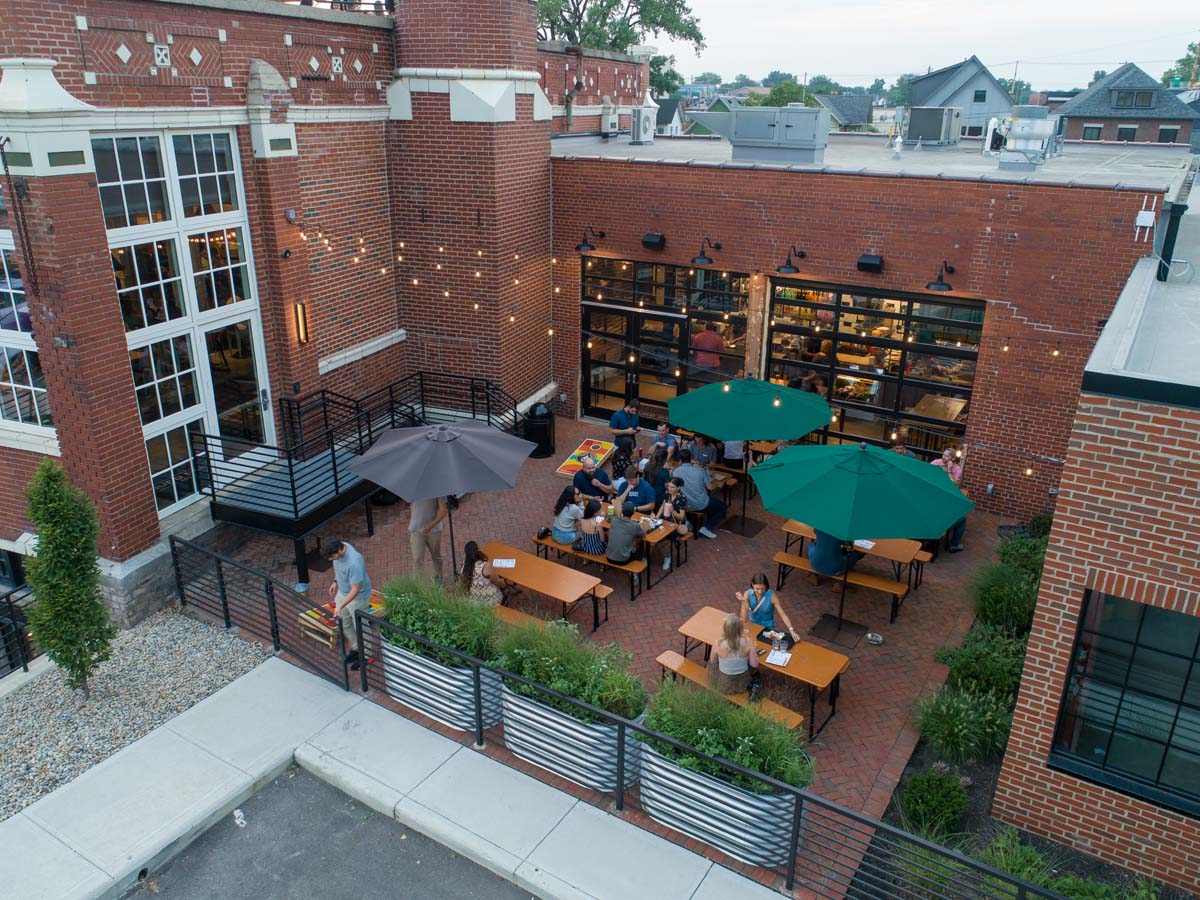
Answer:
[
  {"xmin": 806, "ymin": 528, "xmax": 865, "ymax": 588},
  {"xmin": 551, "ymin": 486, "xmax": 585, "ymax": 544},
  {"xmin": 641, "ymin": 450, "xmax": 671, "ymax": 506},
  {"xmin": 459, "ymin": 541, "xmax": 504, "ymax": 607},
  {"xmin": 736, "ymin": 572, "xmax": 800, "ymax": 644},
  {"xmin": 708, "ymin": 613, "xmax": 759, "ymax": 695},
  {"xmin": 656, "ymin": 476, "xmax": 689, "ymax": 571},
  {"xmin": 575, "ymin": 500, "xmax": 607, "ymax": 555}
]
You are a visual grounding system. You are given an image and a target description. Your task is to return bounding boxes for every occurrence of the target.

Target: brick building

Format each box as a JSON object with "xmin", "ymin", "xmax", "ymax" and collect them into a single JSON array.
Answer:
[
  {"xmin": 995, "ymin": 258, "xmax": 1200, "ymax": 894},
  {"xmin": 1056, "ymin": 63, "xmax": 1200, "ymax": 145}
]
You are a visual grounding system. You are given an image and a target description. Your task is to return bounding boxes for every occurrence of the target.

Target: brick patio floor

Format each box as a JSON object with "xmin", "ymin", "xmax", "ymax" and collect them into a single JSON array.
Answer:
[{"xmin": 219, "ymin": 415, "xmax": 1001, "ymax": 820}]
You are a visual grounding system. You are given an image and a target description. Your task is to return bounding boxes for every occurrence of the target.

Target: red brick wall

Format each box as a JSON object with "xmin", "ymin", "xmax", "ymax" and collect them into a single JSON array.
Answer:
[
  {"xmin": 994, "ymin": 394, "xmax": 1200, "ymax": 894},
  {"xmin": 0, "ymin": 448, "xmax": 47, "ymax": 542},
  {"xmin": 536, "ymin": 45, "xmax": 646, "ymax": 134},
  {"xmin": 1064, "ymin": 118, "xmax": 1194, "ymax": 144},
  {"xmin": 549, "ymin": 158, "xmax": 1157, "ymax": 518},
  {"xmin": 395, "ymin": 0, "xmax": 537, "ymax": 70}
]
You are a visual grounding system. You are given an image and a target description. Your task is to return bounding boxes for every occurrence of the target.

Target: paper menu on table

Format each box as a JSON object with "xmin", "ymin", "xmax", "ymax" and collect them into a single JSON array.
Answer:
[
  {"xmin": 853, "ymin": 539, "xmax": 876, "ymax": 550},
  {"xmin": 766, "ymin": 650, "xmax": 792, "ymax": 666},
  {"xmin": 492, "ymin": 559, "xmax": 516, "ymax": 569}
]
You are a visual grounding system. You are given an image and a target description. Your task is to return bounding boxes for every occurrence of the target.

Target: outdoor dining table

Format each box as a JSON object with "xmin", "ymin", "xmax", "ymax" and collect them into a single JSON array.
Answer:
[
  {"xmin": 781, "ymin": 520, "xmax": 927, "ymax": 589},
  {"xmin": 599, "ymin": 512, "xmax": 680, "ymax": 588},
  {"xmin": 677, "ymin": 605, "xmax": 851, "ymax": 739},
  {"xmin": 482, "ymin": 541, "xmax": 605, "ymax": 632}
]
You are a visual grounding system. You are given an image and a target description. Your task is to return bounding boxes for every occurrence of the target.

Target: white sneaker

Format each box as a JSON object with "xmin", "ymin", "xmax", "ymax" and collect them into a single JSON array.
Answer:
[
  {"xmin": 662, "ymin": 555, "xmax": 672, "ymax": 571},
  {"xmin": 699, "ymin": 527, "xmax": 718, "ymax": 539}
]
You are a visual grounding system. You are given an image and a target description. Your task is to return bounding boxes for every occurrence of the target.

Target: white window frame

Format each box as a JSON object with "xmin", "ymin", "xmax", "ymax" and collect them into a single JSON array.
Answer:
[
  {"xmin": 0, "ymin": 231, "xmax": 57, "ymax": 452},
  {"xmin": 95, "ymin": 129, "xmax": 273, "ymax": 518}
]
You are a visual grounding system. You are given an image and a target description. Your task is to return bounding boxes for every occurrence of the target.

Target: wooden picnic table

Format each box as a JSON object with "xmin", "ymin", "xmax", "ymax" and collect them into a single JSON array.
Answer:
[
  {"xmin": 482, "ymin": 541, "xmax": 605, "ymax": 631},
  {"xmin": 677, "ymin": 605, "xmax": 850, "ymax": 739},
  {"xmin": 599, "ymin": 512, "xmax": 680, "ymax": 587},
  {"xmin": 782, "ymin": 520, "xmax": 928, "ymax": 589}
]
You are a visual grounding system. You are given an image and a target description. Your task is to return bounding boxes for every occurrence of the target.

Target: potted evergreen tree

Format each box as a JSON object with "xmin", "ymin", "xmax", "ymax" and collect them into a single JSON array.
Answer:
[
  {"xmin": 24, "ymin": 460, "xmax": 116, "ymax": 700},
  {"xmin": 640, "ymin": 681, "xmax": 814, "ymax": 867},
  {"xmin": 495, "ymin": 621, "xmax": 646, "ymax": 793},
  {"xmin": 380, "ymin": 576, "xmax": 503, "ymax": 732}
]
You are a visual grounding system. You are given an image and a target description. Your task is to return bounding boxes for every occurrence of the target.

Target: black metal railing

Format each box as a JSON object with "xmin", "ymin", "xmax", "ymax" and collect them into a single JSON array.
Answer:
[
  {"xmin": 351, "ymin": 612, "xmax": 1067, "ymax": 900},
  {"xmin": 0, "ymin": 584, "xmax": 37, "ymax": 678},
  {"xmin": 170, "ymin": 536, "xmax": 351, "ymax": 689}
]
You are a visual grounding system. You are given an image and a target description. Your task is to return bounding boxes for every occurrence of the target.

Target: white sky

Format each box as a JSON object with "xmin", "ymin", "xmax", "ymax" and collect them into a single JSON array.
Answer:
[{"xmin": 648, "ymin": 2, "xmax": 1198, "ymax": 91}]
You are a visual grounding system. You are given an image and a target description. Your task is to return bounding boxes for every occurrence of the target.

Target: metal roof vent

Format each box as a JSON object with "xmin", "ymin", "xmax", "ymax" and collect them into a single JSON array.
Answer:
[{"xmin": 687, "ymin": 104, "xmax": 830, "ymax": 164}]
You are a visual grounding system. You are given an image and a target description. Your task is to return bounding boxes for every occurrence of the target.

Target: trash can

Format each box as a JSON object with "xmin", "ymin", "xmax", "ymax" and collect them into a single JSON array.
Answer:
[{"xmin": 525, "ymin": 402, "xmax": 556, "ymax": 458}]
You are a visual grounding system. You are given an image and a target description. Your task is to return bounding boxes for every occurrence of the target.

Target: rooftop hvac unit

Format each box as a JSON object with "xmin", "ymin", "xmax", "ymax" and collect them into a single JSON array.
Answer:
[
  {"xmin": 905, "ymin": 107, "xmax": 962, "ymax": 145},
  {"xmin": 687, "ymin": 104, "xmax": 830, "ymax": 163},
  {"xmin": 631, "ymin": 92, "xmax": 657, "ymax": 145},
  {"xmin": 599, "ymin": 100, "xmax": 620, "ymax": 136},
  {"xmin": 997, "ymin": 105, "xmax": 1060, "ymax": 171}
]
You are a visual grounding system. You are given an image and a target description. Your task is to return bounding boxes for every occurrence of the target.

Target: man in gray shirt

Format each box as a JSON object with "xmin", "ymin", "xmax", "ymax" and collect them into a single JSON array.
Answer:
[
  {"xmin": 672, "ymin": 449, "xmax": 726, "ymax": 539},
  {"xmin": 606, "ymin": 500, "xmax": 649, "ymax": 564},
  {"xmin": 408, "ymin": 496, "xmax": 447, "ymax": 580},
  {"xmin": 324, "ymin": 539, "xmax": 372, "ymax": 668}
]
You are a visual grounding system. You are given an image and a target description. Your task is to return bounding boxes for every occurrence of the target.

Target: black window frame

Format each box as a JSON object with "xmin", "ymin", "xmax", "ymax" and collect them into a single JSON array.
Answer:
[
  {"xmin": 1114, "ymin": 91, "xmax": 1134, "ymax": 108},
  {"xmin": 972, "ymin": 89, "xmax": 987, "ymax": 103},
  {"xmin": 1157, "ymin": 126, "xmax": 1180, "ymax": 144},
  {"xmin": 1082, "ymin": 125, "xmax": 1103, "ymax": 141},
  {"xmin": 1134, "ymin": 90, "xmax": 1154, "ymax": 108},
  {"xmin": 1116, "ymin": 125, "xmax": 1138, "ymax": 142},
  {"xmin": 1050, "ymin": 590, "xmax": 1200, "ymax": 819}
]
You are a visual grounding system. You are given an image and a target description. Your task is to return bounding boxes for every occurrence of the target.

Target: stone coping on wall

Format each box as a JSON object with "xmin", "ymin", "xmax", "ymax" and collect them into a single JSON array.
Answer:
[{"xmin": 141, "ymin": 0, "xmax": 395, "ymax": 29}]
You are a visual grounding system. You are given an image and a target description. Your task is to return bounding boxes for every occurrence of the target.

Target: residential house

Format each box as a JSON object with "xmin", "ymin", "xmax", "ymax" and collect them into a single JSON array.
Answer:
[
  {"xmin": 909, "ymin": 55, "xmax": 1015, "ymax": 135},
  {"xmin": 685, "ymin": 96, "xmax": 741, "ymax": 135},
  {"xmin": 726, "ymin": 85, "xmax": 770, "ymax": 102},
  {"xmin": 1055, "ymin": 64, "xmax": 1200, "ymax": 145},
  {"xmin": 813, "ymin": 94, "xmax": 872, "ymax": 132},
  {"xmin": 655, "ymin": 98, "xmax": 684, "ymax": 136}
]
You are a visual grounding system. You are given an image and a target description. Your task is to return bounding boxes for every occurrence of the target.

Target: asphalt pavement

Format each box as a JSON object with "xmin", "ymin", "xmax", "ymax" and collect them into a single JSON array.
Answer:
[{"xmin": 133, "ymin": 766, "xmax": 534, "ymax": 900}]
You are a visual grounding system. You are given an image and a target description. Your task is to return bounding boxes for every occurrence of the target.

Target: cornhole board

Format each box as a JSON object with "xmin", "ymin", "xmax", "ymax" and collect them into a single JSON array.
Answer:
[
  {"xmin": 555, "ymin": 438, "xmax": 615, "ymax": 478},
  {"xmin": 300, "ymin": 590, "xmax": 385, "ymax": 649}
]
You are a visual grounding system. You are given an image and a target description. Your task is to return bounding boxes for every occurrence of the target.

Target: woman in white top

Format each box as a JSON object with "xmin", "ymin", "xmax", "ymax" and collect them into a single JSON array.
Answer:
[
  {"xmin": 551, "ymin": 486, "xmax": 585, "ymax": 544},
  {"xmin": 459, "ymin": 541, "xmax": 504, "ymax": 607},
  {"xmin": 708, "ymin": 613, "xmax": 759, "ymax": 695}
]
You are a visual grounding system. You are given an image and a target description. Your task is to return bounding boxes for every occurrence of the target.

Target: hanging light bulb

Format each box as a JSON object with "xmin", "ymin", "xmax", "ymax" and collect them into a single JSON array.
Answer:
[
  {"xmin": 412, "ymin": 278, "xmax": 419, "ymax": 285},
  {"xmin": 587, "ymin": 341, "xmax": 593, "ymax": 349},
  {"xmin": 438, "ymin": 246, "xmax": 444, "ymax": 252},
  {"xmin": 628, "ymin": 353, "xmax": 636, "ymax": 363},
  {"xmin": 638, "ymin": 300, "xmax": 644, "ymax": 307},
  {"xmin": 554, "ymin": 287, "xmax": 561, "ymax": 293},
  {"xmin": 443, "ymin": 290, "xmax": 450, "ymax": 298},
  {"xmin": 955, "ymin": 448, "xmax": 963, "ymax": 459},
  {"xmin": 906, "ymin": 334, "xmax": 914, "ymax": 343},
  {"xmin": 890, "ymin": 428, "xmax": 898, "ymax": 441},
  {"xmin": 1002, "ymin": 337, "xmax": 1010, "ymax": 352},
  {"xmin": 473, "ymin": 302, "xmax": 479, "ymax": 310},
  {"xmin": 596, "ymin": 293, "xmax": 603, "ymax": 300},
  {"xmin": 723, "ymin": 313, "xmax": 729, "ymax": 320},
  {"xmin": 547, "ymin": 328, "xmax": 554, "ymax": 336},
  {"xmin": 1052, "ymin": 342, "xmax": 1061, "ymax": 357},
  {"xmin": 509, "ymin": 314, "xmax": 516, "ymax": 323},
  {"xmin": 514, "ymin": 253, "xmax": 520, "ymax": 260},
  {"xmin": 551, "ymin": 257, "xmax": 558, "ymax": 264},
  {"xmin": 773, "ymin": 395, "xmax": 782, "ymax": 408},
  {"xmin": 770, "ymin": 319, "xmax": 776, "ymax": 327},
  {"xmin": 396, "ymin": 254, "xmax": 403, "ymax": 262},
  {"xmin": 955, "ymin": 340, "xmax": 962, "ymax": 348},
  {"xmin": 681, "ymin": 306, "xmax": 687, "ymax": 315},
  {"xmin": 476, "ymin": 249, "xmax": 482, "ymax": 256},
  {"xmin": 353, "ymin": 256, "xmax": 360, "ymax": 263},
  {"xmin": 379, "ymin": 267, "xmax": 386, "ymax": 275},
  {"xmin": 475, "ymin": 271, "xmax": 481, "ymax": 278},
  {"xmin": 1024, "ymin": 463, "xmax": 1034, "ymax": 477},
  {"xmin": 674, "ymin": 368, "xmax": 681, "ymax": 377},
  {"xmin": 436, "ymin": 263, "xmax": 442, "ymax": 270},
  {"xmin": 722, "ymin": 383, "xmax": 731, "ymax": 392},
  {"xmin": 514, "ymin": 278, "xmax": 520, "ymax": 285},
  {"xmin": 398, "ymin": 241, "xmax": 404, "ymax": 248}
]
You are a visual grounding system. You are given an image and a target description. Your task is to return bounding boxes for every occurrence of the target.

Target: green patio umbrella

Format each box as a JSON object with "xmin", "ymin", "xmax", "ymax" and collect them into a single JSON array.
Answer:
[{"xmin": 666, "ymin": 377, "xmax": 831, "ymax": 442}]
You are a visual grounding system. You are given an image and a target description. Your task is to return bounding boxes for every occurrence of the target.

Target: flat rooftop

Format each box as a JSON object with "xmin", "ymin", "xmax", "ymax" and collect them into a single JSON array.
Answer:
[{"xmin": 551, "ymin": 133, "xmax": 1194, "ymax": 197}]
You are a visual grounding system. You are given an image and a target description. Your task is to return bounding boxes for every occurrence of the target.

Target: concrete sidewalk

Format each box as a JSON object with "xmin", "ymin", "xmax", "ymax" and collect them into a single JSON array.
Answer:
[{"xmin": 4, "ymin": 658, "xmax": 781, "ymax": 900}]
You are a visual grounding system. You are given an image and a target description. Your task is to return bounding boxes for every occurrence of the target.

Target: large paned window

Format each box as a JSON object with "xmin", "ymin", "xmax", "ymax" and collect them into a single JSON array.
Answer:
[
  {"xmin": 94, "ymin": 131, "xmax": 268, "ymax": 516},
  {"xmin": 0, "ymin": 241, "xmax": 51, "ymax": 430},
  {"xmin": 1052, "ymin": 591, "xmax": 1200, "ymax": 818},
  {"xmin": 766, "ymin": 281, "xmax": 982, "ymax": 457}
]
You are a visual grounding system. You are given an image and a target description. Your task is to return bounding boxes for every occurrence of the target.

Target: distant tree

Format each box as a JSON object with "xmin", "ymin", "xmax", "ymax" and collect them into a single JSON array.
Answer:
[
  {"xmin": 869, "ymin": 78, "xmax": 886, "ymax": 97},
  {"xmin": 694, "ymin": 71, "xmax": 722, "ymax": 85},
  {"xmin": 1089, "ymin": 69, "xmax": 1108, "ymax": 87},
  {"xmin": 1161, "ymin": 42, "xmax": 1199, "ymax": 87},
  {"xmin": 727, "ymin": 73, "xmax": 757, "ymax": 89},
  {"xmin": 537, "ymin": 0, "xmax": 704, "ymax": 54},
  {"xmin": 886, "ymin": 74, "xmax": 916, "ymax": 106},
  {"xmin": 651, "ymin": 55, "xmax": 684, "ymax": 97},
  {"xmin": 807, "ymin": 74, "xmax": 838, "ymax": 94},
  {"xmin": 24, "ymin": 460, "xmax": 116, "ymax": 700},
  {"xmin": 744, "ymin": 80, "xmax": 811, "ymax": 107},
  {"xmin": 998, "ymin": 77, "xmax": 1032, "ymax": 104},
  {"xmin": 762, "ymin": 70, "xmax": 796, "ymax": 87}
]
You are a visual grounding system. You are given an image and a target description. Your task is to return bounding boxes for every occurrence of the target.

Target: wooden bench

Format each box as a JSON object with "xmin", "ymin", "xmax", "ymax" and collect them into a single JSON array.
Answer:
[
  {"xmin": 656, "ymin": 650, "xmax": 805, "ymax": 732},
  {"xmin": 773, "ymin": 550, "xmax": 910, "ymax": 623},
  {"xmin": 493, "ymin": 604, "xmax": 547, "ymax": 630},
  {"xmin": 533, "ymin": 534, "xmax": 648, "ymax": 599}
]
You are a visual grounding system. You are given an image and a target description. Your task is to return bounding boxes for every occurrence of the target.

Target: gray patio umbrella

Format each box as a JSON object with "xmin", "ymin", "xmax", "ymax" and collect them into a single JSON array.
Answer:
[{"xmin": 350, "ymin": 421, "xmax": 536, "ymax": 574}]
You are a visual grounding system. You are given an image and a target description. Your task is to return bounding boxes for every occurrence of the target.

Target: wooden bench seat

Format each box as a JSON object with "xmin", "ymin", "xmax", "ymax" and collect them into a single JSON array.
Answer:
[
  {"xmin": 533, "ymin": 533, "xmax": 648, "ymax": 599},
  {"xmin": 493, "ymin": 604, "xmax": 546, "ymax": 630},
  {"xmin": 773, "ymin": 550, "xmax": 910, "ymax": 623},
  {"xmin": 655, "ymin": 650, "xmax": 805, "ymax": 732}
]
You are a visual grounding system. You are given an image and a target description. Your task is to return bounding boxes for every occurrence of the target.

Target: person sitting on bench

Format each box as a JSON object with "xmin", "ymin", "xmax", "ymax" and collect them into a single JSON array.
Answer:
[
  {"xmin": 606, "ymin": 500, "xmax": 649, "ymax": 565},
  {"xmin": 807, "ymin": 529, "xmax": 865, "ymax": 589},
  {"xmin": 708, "ymin": 614, "xmax": 759, "ymax": 695},
  {"xmin": 575, "ymin": 500, "xmax": 607, "ymax": 555},
  {"xmin": 737, "ymin": 572, "xmax": 800, "ymax": 644}
]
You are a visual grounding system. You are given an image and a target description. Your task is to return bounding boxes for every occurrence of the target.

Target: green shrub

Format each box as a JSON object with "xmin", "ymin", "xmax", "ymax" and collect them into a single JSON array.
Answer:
[
  {"xmin": 916, "ymin": 687, "xmax": 1012, "ymax": 761},
  {"xmin": 976, "ymin": 826, "xmax": 1056, "ymax": 886},
  {"xmin": 495, "ymin": 621, "xmax": 646, "ymax": 721},
  {"xmin": 889, "ymin": 842, "xmax": 979, "ymax": 900},
  {"xmin": 902, "ymin": 770, "xmax": 966, "ymax": 836},
  {"xmin": 973, "ymin": 564, "xmax": 1039, "ymax": 636},
  {"xmin": 644, "ymin": 680, "xmax": 813, "ymax": 791},
  {"xmin": 934, "ymin": 625, "xmax": 1027, "ymax": 699},
  {"xmin": 24, "ymin": 460, "xmax": 116, "ymax": 699},
  {"xmin": 382, "ymin": 575, "xmax": 499, "ymax": 666},
  {"xmin": 1048, "ymin": 875, "xmax": 1159, "ymax": 900},
  {"xmin": 997, "ymin": 535, "xmax": 1049, "ymax": 580},
  {"xmin": 1027, "ymin": 512, "xmax": 1053, "ymax": 538}
]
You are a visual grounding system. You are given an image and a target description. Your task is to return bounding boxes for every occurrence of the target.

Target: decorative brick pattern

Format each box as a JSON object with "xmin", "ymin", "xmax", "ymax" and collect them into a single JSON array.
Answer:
[{"xmin": 994, "ymin": 394, "xmax": 1200, "ymax": 895}]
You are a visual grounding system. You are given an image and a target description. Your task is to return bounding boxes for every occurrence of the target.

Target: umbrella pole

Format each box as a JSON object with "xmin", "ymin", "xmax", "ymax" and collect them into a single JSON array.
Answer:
[
  {"xmin": 837, "ymin": 570, "xmax": 849, "ymax": 632},
  {"xmin": 448, "ymin": 505, "xmax": 458, "ymax": 580}
]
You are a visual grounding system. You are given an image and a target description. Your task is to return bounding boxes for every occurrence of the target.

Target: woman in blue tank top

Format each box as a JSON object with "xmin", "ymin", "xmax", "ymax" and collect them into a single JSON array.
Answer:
[{"xmin": 736, "ymin": 573, "xmax": 800, "ymax": 644}]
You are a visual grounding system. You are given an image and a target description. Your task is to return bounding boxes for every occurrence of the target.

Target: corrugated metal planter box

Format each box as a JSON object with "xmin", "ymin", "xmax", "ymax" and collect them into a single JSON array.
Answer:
[
  {"xmin": 380, "ymin": 641, "xmax": 501, "ymax": 733},
  {"xmin": 501, "ymin": 685, "xmax": 641, "ymax": 793},
  {"xmin": 639, "ymin": 743, "xmax": 802, "ymax": 868}
]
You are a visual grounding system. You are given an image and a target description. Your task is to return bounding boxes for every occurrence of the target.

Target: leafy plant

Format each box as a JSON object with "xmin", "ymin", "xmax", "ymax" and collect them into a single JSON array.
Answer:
[
  {"xmin": 1027, "ymin": 512, "xmax": 1053, "ymax": 539},
  {"xmin": 997, "ymin": 535, "xmax": 1049, "ymax": 580},
  {"xmin": 916, "ymin": 687, "xmax": 1012, "ymax": 761},
  {"xmin": 24, "ymin": 460, "xmax": 116, "ymax": 699},
  {"xmin": 902, "ymin": 770, "xmax": 966, "ymax": 836},
  {"xmin": 495, "ymin": 620, "xmax": 646, "ymax": 721},
  {"xmin": 644, "ymin": 680, "xmax": 813, "ymax": 791},
  {"xmin": 934, "ymin": 625, "xmax": 1027, "ymax": 699},
  {"xmin": 382, "ymin": 575, "xmax": 498, "ymax": 666},
  {"xmin": 973, "ymin": 564, "xmax": 1039, "ymax": 636},
  {"xmin": 888, "ymin": 841, "xmax": 978, "ymax": 900},
  {"xmin": 976, "ymin": 826, "xmax": 1057, "ymax": 886}
]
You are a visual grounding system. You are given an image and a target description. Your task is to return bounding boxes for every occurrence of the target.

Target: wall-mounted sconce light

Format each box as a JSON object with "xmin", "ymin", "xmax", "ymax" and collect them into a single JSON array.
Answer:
[
  {"xmin": 576, "ymin": 226, "xmax": 605, "ymax": 252},
  {"xmin": 926, "ymin": 260, "xmax": 955, "ymax": 292},
  {"xmin": 294, "ymin": 302, "xmax": 310, "ymax": 344},
  {"xmin": 775, "ymin": 244, "xmax": 807, "ymax": 275},
  {"xmin": 856, "ymin": 254, "xmax": 884, "ymax": 274},
  {"xmin": 692, "ymin": 237, "xmax": 722, "ymax": 266}
]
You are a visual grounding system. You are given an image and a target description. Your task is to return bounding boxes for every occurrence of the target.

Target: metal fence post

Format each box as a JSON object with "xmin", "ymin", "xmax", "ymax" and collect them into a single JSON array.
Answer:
[
  {"xmin": 215, "ymin": 558, "xmax": 231, "ymax": 629},
  {"xmin": 169, "ymin": 536, "xmax": 187, "ymax": 608},
  {"xmin": 264, "ymin": 580, "xmax": 281, "ymax": 652},
  {"xmin": 4, "ymin": 591, "xmax": 28, "ymax": 672},
  {"xmin": 786, "ymin": 793, "xmax": 803, "ymax": 891},
  {"xmin": 357, "ymin": 611, "xmax": 368, "ymax": 693},
  {"xmin": 614, "ymin": 722, "xmax": 626, "ymax": 811},
  {"xmin": 471, "ymin": 663, "xmax": 485, "ymax": 748},
  {"xmin": 336, "ymin": 618, "xmax": 350, "ymax": 691}
]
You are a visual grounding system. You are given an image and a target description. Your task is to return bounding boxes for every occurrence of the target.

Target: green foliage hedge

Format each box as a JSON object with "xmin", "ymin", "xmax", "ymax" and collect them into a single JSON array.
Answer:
[
  {"xmin": 382, "ymin": 575, "xmax": 500, "ymax": 666},
  {"xmin": 973, "ymin": 564, "xmax": 1039, "ymax": 636},
  {"xmin": 934, "ymin": 625, "xmax": 1027, "ymax": 699},
  {"xmin": 902, "ymin": 770, "xmax": 965, "ymax": 836},
  {"xmin": 916, "ymin": 687, "xmax": 1012, "ymax": 762},
  {"xmin": 644, "ymin": 680, "xmax": 813, "ymax": 791},
  {"xmin": 997, "ymin": 535, "xmax": 1049, "ymax": 580}
]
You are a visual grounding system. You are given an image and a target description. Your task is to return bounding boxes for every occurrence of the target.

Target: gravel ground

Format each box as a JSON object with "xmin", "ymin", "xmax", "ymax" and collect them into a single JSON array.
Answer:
[{"xmin": 0, "ymin": 610, "xmax": 269, "ymax": 821}]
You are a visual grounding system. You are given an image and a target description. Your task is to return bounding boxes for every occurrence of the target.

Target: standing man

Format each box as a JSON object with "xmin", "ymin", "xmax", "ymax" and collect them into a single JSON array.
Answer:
[
  {"xmin": 573, "ymin": 454, "xmax": 618, "ymax": 502},
  {"xmin": 673, "ymin": 449, "xmax": 726, "ymax": 539},
  {"xmin": 692, "ymin": 321, "xmax": 724, "ymax": 372},
  {"xmin": 408, "ymin": 496, "xmax": 448, "ymax": 580},
  {"xmin": 609, "ymin": 402, "xmax": 641, "ymax": 454},
  {"xmin": 324, "ymin": 539, "xmax": 371, "ymax": 669}
]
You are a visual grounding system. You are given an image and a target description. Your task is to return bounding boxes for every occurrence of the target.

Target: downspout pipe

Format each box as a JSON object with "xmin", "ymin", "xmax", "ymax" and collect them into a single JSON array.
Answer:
[{"xmin": 1158, "ymin": 201, "xmax": 1188, "ymax": 282}]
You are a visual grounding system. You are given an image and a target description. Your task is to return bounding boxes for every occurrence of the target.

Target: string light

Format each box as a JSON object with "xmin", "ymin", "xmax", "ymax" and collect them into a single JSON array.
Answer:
[
  {"xmin": 772, "ymin": 394, "xmax": 782, "ymax": 408},
  {"xmin": 587, "ymin": 341, "xmax": 593, "ymax": 349},
  {"xmin": 443, "ymin": 290, "xmax": 450, "ymax": 298},
  {"xmin": 399, "ymin": 241, "xmax": 405, "ymax": 248},
  {"xmin": 514, "ymin": 278, "xmax": 520, "ymax": 285},
  {"xmin": 551, "ymin": 257, "xmax": 558, "ymax": 264},
  {"xmin": 514, "ymin": 253, "xmax": 520, "ymax": 260},
  {"xmin": 476, "ymin": 249, "xmax": 482, "ymax": 256},
  {"xmin": 396, "ymin": 255, "xmax": 403, "ymax": 262},
  {"xmin": 1024, "ymin": 461, "xmax": 1035, "ymax": 477},
  {"xmin": 547, "ymin": 328, "xmax": 554, "ymax": 336},
  {"xmin": 674, "ymin": 368, "xmax": 681, "ymax": 377},
  {"xmin": 412, "ymin": 278, "xmax": 419, "ymax": 285},
  {"xmin": 554, "ymin": 287, "xmax": 561, "ymax": 293},
  {"xmin": 379, "ymin": 267, "xmax": 386, "ymax": 274},
  {"xmin": 475, "ymin": 271, "xmax": 481, "ymax": 278},
  {"xmin": 1052, "ymin": 342, "xmax": 1061, "ymax": 357},
  {"xmin": 436, "ymin": 263, "xmax": 442, "ymax": 270},
  {"xmin": 473, "ymin": 302, "xmax": 479, "ymax": 310},
  {"xmin": 1002, "ymin": 337, "xmax": 1010, "ymax": 352},
  {"xmin": 509, "ymin": 314, "xmax": 516, "ymax": 323},
  {"xmin": 628, "ymin": 354, "xmax": 636, "ymax": 363},
  {"xmin": 438, "ymin": 246, "xmax": 444, "ymax": 252},
  {"xmin": 722, "ymin": 383, "xmax": 730, "ymax": 392}
]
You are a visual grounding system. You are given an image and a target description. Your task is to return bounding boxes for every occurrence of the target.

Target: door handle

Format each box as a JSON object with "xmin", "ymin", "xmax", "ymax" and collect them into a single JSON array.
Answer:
[{"xmin": 260, "ymin": 388, "xmax": 269, "ymax": 411}]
